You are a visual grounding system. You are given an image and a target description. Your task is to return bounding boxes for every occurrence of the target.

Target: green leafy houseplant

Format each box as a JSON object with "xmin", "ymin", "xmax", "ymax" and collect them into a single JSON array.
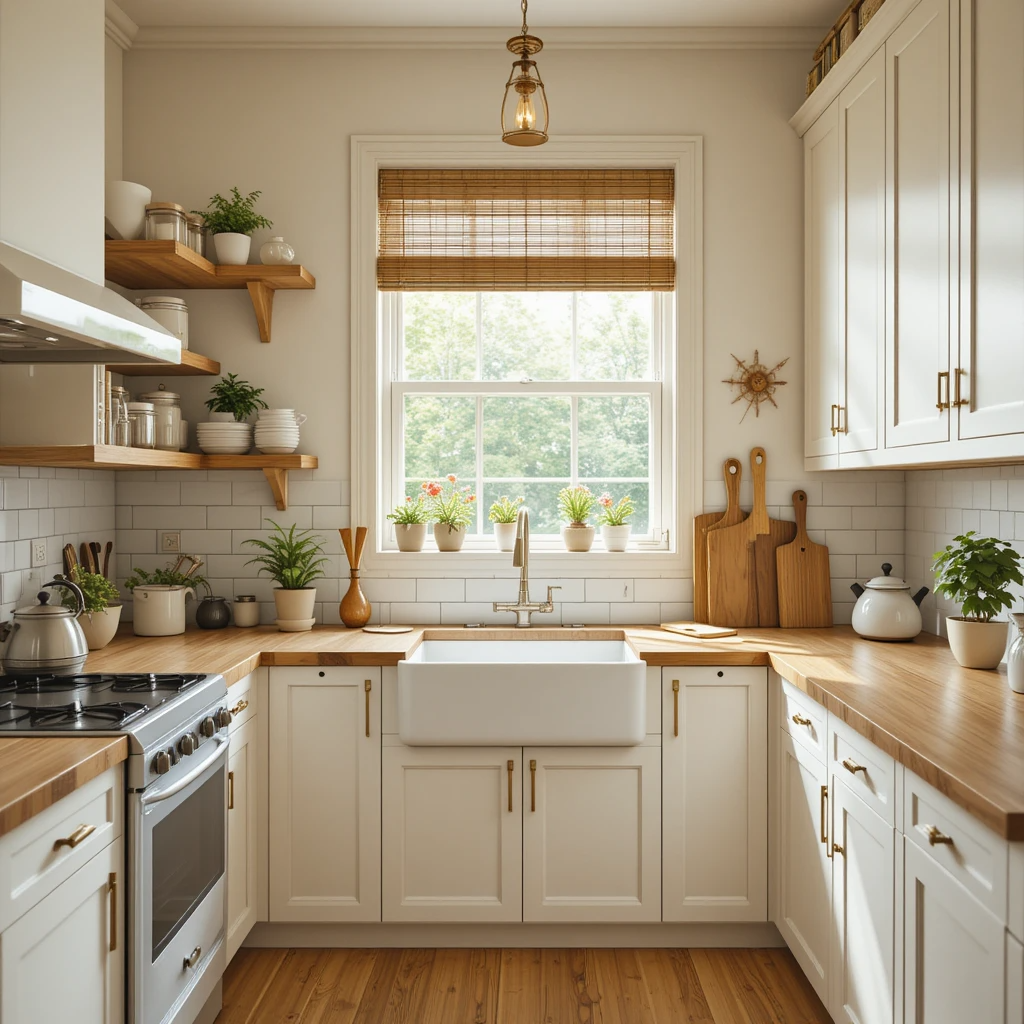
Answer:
[
  {"xmin": 931, "ymin": 532, "xmax": 1023, "ymax": 621},
  {"xmin": 60, "ymin": 567, "xmax": 120, "ymax": 614},
  {"xmin": 124, "ymin": 563, "xmax": 210, "ymax": 597},
  {"xmin": 557, "ymin": 485, "xmax": 595, "ymax": 526},
  {"xmin": 424, "ymin": 475, "xmax": 476, "ymax": 530},
  {"xmin": 192, "ymin": 187, "xmax": 273, "ymax": 236},
  {"xmin": 595, "ymin": 493, "xmax": 635, "ymax": 527},
  {"xmin": 205, "ymin": 373, "xmax": 268, "ymax": 422},
  {"xmin": 488, "ymin": 495, "xmax": 524, "ymax": 524},
  {"xmin": 243, "ymin": 520, "xmax": 329, "ymax": 589},
  {"xmin": 387, "ymin": 494, "xmax": 430, "ymax": 525}
]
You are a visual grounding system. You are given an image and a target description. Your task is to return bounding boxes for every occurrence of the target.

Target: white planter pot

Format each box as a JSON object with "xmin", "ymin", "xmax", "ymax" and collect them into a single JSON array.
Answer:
[
  {"xmin": 395, "ymin": 523, "xmax": 427, "ymax": 552},
  {"xmin": 493, "ymin": 522, "xmax": 518, "ymax": 552},
  {"xmin": 132, "ymin": 586, "xmax": 195, "ymax": 637},
  {"xmin": 212, "ymin": 232, "xmax": 252, "ymax": 265},
  {"xmin": 206, "ymin": 411, "xmax": 237, "ymax": 423},
  {"xmin": 601, "ymin": 524, "xmax": 631, "ymax": 552},
  {"xmin": 945, "ymin": 616, "xmax": 1008, "ymax": 670},
  {"xmin": 79, "ymin": 606, "xmax": 122, "ymax": 650},
  {"xmin": 105, "ymin": 180, "xmax": 151, "ymax": 240},
  {"xmin": 433, "ymin": 523, "xmax": 466, "ymax": 552},
  {"xmin": 274, "ymin": 587, "xmax": 316, "ymax": 623},
  {"xmin": 561, "ymin": 524, "xmax": 596, "ymax": 553}
]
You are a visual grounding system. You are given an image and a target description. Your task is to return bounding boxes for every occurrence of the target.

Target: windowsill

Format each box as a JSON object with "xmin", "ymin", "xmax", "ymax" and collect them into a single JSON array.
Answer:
[{"xmin": 365, "ymin": 546, "xmax": 686, "ymax": 576}]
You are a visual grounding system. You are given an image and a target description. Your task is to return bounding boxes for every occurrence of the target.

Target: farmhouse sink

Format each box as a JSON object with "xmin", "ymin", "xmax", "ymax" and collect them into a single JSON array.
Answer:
[{"xmin": 397, "ymin": 637, "xmax": 646, "ymax": 746}]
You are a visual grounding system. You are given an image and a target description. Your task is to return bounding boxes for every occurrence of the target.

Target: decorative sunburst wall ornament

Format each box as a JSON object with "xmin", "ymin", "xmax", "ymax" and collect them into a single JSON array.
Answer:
[{"xmin": 723, "ymin": 350, "xmax": 789, "ymax": 421}]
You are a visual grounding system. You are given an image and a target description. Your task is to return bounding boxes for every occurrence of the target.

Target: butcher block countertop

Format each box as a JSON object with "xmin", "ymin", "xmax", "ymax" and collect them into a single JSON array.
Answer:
[
  {"xmin": 0, "ymin": 736, "xmax": 127, "ymax": 838},
  {"xmin": 77, "ymin": 624, "xmax": 1024, "ymax": 840}
]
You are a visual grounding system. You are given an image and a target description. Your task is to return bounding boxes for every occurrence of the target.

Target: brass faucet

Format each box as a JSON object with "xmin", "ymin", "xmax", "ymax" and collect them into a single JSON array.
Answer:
[{"xmin": 493, "ymin": 507, "xmax": 560, "ymax": 627}]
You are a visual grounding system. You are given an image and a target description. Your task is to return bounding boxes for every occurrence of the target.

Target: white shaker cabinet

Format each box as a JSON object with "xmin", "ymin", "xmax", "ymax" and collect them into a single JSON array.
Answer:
[
  {"xmin": 226, "ymin": 712, "xmax": 258, "ymax": 961},
  {"xmin": 381, "ymin": 743, "xmax": 522, "ymax": 922},
  {"xmin": 269, "ymin": 667, "xmax": 381, "ymax": 922},
  {"xmin": 662, "ymin": 667, "xmax": 767, "ymax": 922}
]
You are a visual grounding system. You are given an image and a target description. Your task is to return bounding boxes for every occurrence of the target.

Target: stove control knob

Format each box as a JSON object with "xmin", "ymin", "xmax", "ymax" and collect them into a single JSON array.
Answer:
[
  {"xmin": 152, "ymin": 750, "xmax": 171, "ymax": 775},
  {"xmin": 215, "ymin": 708, "xmax": 232, "ymax": 730},
  {"xmin": 200, "ymin": 717, "xmax": 216, "ymax": 738},
  {"xmin": 178, "ymin": 733, "xmax": 197, "ymax": 757},
  {"xmin": 168, "ymin": 746, "xmax": 180, "ymax": 766}
]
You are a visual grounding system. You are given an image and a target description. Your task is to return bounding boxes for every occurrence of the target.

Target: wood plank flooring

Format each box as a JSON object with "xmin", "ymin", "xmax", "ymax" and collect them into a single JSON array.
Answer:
[{"xmin": 217, "ymin": 947, "xmax": 830, "ymax": 1023}]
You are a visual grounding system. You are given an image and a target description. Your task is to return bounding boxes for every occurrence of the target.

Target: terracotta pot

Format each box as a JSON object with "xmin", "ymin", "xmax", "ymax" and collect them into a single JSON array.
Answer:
[
  {"xmin": 601, "ymin": 524, "xmax": 631, "ymax": 552},
  {"xmin": 561, "ymin": 524, "xmax": 595, "ymax": 553},
  {"xmin": 395, "ymin": 523, "xmax": 427, "ymax": 552},
  {"xmin": 274, "ymin": 587, "xmax": 316, "ymax": 624},
  {"xmin": 433, "ymin": 523, "xmax": 466, "ymax": 552},
  {"xmin": 493, "ymin": 522, "xmax": 518, "ymax": 552},
  {"xmin": 945, "ymin": 616, "xmax": 1008, "ymax": 670},
  {"xmin": 79, "ymin": 605, "xmax": 122, "ymax": 650}
]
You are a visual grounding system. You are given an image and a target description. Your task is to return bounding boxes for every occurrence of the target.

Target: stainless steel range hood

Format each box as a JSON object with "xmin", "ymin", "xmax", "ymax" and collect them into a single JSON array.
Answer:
[{"xmin": 0, "ymin": 242, "xmax": 181, "ymax": 365}]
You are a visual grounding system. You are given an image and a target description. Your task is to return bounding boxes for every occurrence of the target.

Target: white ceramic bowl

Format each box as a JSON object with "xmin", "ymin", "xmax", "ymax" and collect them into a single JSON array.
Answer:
[{"xmin": 105, "ymin": 180, "xmax": 152, "ymax": 240}]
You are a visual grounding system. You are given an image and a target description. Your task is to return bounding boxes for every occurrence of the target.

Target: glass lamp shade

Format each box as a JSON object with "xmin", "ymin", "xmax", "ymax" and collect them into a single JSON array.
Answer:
[{"xmin": 501, "ymin": 57, "xmax": 549, "ymax": 146}]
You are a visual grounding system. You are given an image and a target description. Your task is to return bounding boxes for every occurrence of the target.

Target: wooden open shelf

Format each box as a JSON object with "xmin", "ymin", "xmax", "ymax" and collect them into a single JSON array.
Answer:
[
  {"xmin": 105, "ymin": 240, "xmax": 316, "ymax": 343},
  {"xmin": 0, "ymin": 446, "xmax": 317, "ymax": 511},
  {"xmin": 108, "ymin": 349, "xmax": 221, "ymax": 377}
]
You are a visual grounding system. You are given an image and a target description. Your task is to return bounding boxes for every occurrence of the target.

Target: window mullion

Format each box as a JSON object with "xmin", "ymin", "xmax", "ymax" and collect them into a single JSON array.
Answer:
[
  {"xmin": 476, "ymin": 293, "xmax": 483, "ymax": 380},
  {"xmin": 570, "ymin": 394, "xmax": 579, "ymax": 486},
  {"xmin": 571, "ymin": 292, "xmax": 579, "ymax": 381},
  {"xmin": 475, "ymin": 395, "xmax": 484, "ymax": 535}
]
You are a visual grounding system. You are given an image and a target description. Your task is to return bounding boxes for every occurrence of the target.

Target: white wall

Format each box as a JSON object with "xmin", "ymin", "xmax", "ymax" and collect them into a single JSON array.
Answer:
[{"xmin": 105, "ymin": 35, "xmax": 123, "ymax": 181}]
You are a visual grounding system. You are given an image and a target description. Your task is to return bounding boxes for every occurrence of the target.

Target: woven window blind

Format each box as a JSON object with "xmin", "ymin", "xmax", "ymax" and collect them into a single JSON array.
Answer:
[{"xmin": 377, "ymin": 168, "xmax": 675, "ymax": 291}]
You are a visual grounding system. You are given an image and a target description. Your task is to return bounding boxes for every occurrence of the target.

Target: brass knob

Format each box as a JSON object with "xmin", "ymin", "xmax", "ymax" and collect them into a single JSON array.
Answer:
[
  {"xmin": 833, "ymin": 842, "xmax": 844, "ymax": 856},
  {"xmin": 791, "ymin": 713, "xmax": 812, "ymax": 727},
  {"xmin": 842, "ymin": 758, "xmax": 867, "ymax": 775},
  {"xmin": 924, "ymin": 825, "xmax": 954, "ymax": 846}
]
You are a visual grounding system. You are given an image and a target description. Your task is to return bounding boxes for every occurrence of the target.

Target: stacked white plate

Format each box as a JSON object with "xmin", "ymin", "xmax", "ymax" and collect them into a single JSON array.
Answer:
[
  {"xmin": 255, "ymin": 409, "xmax": 305, "ymax": 455},
  {"xmin": 196, "ymin": 421, "xmax": 253, "ymax": 455}
]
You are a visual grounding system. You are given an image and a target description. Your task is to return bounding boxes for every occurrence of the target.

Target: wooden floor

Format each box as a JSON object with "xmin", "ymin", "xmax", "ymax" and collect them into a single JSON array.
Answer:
[{"xmin": 216, "ymin": 947, "xmax": 830, "ymax": 1024}]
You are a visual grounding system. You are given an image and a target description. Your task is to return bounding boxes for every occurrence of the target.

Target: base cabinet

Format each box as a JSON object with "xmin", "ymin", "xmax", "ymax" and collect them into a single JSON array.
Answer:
[
  {"xmin": 0, "ymin": 836, "xmax": 123, "ymax": 1024},
  {"xmin": 226, "ymin": 714, "xmax": 257, "ymax": 960}
]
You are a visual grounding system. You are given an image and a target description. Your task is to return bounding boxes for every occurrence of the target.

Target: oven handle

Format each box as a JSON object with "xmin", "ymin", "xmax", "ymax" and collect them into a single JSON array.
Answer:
[{"xmin": 140, "ymin": 736, "xmax": 228, "ymax": 806}]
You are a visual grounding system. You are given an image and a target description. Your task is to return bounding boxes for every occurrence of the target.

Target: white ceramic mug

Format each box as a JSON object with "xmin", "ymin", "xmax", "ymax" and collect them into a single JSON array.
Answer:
[{"xmin": 132, "ymin": 585, "xmax": 195, "ymax": 637}]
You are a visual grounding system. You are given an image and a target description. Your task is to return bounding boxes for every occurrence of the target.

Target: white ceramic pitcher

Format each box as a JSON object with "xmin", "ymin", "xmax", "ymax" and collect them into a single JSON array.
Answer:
[{"xmin": 132, "ymin": 585, "xmax": 195, "ymax": 636}]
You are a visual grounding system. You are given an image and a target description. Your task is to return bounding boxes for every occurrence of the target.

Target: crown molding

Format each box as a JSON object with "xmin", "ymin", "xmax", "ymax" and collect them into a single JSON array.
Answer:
[
  {"xmin": 105, "ymin": 0, "xmax": 139, "ymax": 50},
  {"xmin": 132, "ymin": 24, "xmax": 823, "ymax": 52}
]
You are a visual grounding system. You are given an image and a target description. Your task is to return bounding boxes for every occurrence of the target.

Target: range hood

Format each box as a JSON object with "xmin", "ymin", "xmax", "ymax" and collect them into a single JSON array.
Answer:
[{"xmin": 0, "ymin": 242, "xmax": 180, "ymax": 365}]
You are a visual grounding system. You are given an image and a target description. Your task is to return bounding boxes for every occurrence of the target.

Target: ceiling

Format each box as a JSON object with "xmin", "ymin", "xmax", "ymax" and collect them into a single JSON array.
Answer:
[{"xmin": 115, "ymin": 0, "xmax": 840, "ymax": 29}]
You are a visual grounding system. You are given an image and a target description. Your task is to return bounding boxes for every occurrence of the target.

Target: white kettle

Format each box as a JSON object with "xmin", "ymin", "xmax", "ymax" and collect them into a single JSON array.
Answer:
[{"xmin": 850, "ymin": 563, "xmax": 929, "ymax": 642}]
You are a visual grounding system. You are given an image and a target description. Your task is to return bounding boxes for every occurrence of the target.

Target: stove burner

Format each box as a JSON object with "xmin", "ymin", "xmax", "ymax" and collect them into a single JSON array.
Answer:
[
  {"xmin": 11, "ymin": 673, "xmax": 119, "ymax": 694},
  {"xmin": 0, "ymin": 699, "xmax": 149, "ymax": 728},
  {"xmin": 109, "ymin": 673, "xmax": 205, "ymax": 694}
]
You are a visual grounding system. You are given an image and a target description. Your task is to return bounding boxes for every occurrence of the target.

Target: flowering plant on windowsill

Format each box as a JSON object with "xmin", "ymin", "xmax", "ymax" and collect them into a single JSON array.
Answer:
[
  {"xmin": 595, "ymin": 493, "xmax": 635, "ymax": 527},
  {"xmin": 488, "ymin": 495, "xmax": 524, "ymax": 524},
  {"xmin": 557, "ymin": 485, "xmax": 595, "ymax": 526},
  {"xmin": 424, "ymin": 475, "xmax": 476, "ymax": 530},
  {"xmin": 386, "ymin": 494, "xmax": 430, "ymax": 525}
]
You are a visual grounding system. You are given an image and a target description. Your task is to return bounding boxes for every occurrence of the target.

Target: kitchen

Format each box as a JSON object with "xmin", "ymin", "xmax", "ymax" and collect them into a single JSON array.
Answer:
[{"xmin": 0, "ymin": 0, "xmax": 1022, "ymax": 1021}]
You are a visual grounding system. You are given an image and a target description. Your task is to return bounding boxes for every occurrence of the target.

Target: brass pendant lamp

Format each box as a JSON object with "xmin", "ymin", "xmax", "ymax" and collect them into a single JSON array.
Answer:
[{"xmin": 501, "ymin": 0, "xmax": 549, "ymax": 146}]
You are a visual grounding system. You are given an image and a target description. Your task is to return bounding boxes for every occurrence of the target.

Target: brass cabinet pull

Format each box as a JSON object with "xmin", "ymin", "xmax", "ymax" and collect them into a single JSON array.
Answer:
[
  {"xmin": 507, "ymin": 760, "xmax": 514, "ymax": 813},
  {"xmin": 922, "ymin": 824, "xmax": 954, "ymax": 847},
  {"xmin": 830, "ymin": 403, "xmax": 839, "ymax": 437},
  {"xmin": 228, "ymin": 770, "xmax": 235, "ymax": 811},
  {"xmin": 838, "ymin": 405, "xmax": 847, "ymax": 434},
  {"xmin": 53, "ymin": 823, "xmax": 96, "ymax": 851},
  {"xmin": 672, "ymin": 679, "xmax": 679, "ymax": 737},
  {"xmin": 230, "ymin": 698, "xmax": 249, "ymax": 716},
  {"xmin": 183, "ymin": 946, "xmax": 202, "ymax": 970},
  {"xmin": 792, "ymin": 713, "xmax": 812, "ymax": 727},
  {"xmin": 936, "ymin": 370, "xmax": 950, "ymax": 411},
  {"xmin": 820, "ymin": 785, "xmax": 829, "ymax": 847},
  {"xmin": 842, "ymin": 758, "xmax": 867, "ymax": 776},
  {"xmin": 954, "ymin": 367, "xmax": 969, "ymax": 407},
  {"xmin": 833, "ymin": 842, "xmax": 845, "ymax": 856},
  {"xmin": 108, "ymin": 872, "xmax": 117, "ymax": 953},
  {"xmin": 530, "ymin": 759, "xmax": 537, "ymax": 812},
  {"xmin": 364, "ymin": 679, "xmax": 372, "ymax": 738}
]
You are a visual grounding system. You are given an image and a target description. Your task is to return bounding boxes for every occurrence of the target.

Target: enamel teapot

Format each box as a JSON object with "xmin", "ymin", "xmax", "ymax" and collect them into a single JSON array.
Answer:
[
  {"xmin": 0, "ymin": 575, "xmax": 88, "ymax": 676},
  {"xmin": 850, "ymin": 563, "xmax": 929, "ymax": 642}
]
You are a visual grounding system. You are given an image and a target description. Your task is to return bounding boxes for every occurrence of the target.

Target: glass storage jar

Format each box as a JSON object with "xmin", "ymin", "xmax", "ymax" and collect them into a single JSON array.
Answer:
[
  {"xmin": 109, "ymin": 386, "xmax": 131, "ymax": 446},
  {"xmin": 137, "ymin": 387, "xmax": 182, "ymax": 451},
  {"xmin": 126, "ymin": 401, "xmax": 156, "ymax": 449},
  {"xmin": 186, "ymin": 215, "xmax": 206, "ymax": 257},
  {"xmin": 137, "ymin": 295, "xmax": 188, "ymax": 350},
  {"xmin": 232, "ymin": 595, "xmax": 260, "ymax": 628},
  {"xmin": 144, "ymin": 202, "xmax": 188, "ymax": 243}
]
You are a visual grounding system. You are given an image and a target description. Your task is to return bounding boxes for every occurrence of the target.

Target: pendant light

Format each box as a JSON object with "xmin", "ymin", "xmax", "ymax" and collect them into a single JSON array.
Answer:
[{"xmin": 501, "ymin": 0, "xmax": 549, "ymax": 146}]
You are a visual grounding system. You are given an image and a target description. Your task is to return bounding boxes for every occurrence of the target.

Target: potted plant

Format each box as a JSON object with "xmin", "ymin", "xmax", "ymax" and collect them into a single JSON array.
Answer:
[
  {"xmin": 61, "ymin": 567, "xmax": 122, "ymax": 650},
  {"xmin": 425, "ymin": 475, "xmax": 475, "ymax": 552},
  {"xmin": 558, "ymin": 485, "xmax": 596, "ymax": 552},
  {"xmin": 125, "ymin": 561, "xmax": 209, "ymax": 637},
  {"xmin": 192, "ymin": 187, "xmax": 273, "ymax": 265},
  {"xmin": 387, "ymin": 494, "xmax": 430, "ymax": 552},
  {"xmin": 488, "ymin": 495, "xmax": 523, "ymax": 552},
  {"xmin": 596, "ymin": 493, "xmax": 635, "ymax": 552},
  {"xmin": 932, "ymin": 532, "xmax": 1024, "ymax": 669},
  {"xmin": 243, "ymin": 519, "xmax": 329, "ymax": 630},
  {"xmin": 205, "ymin": 373, "xmax": 268, "ymax": 422}
]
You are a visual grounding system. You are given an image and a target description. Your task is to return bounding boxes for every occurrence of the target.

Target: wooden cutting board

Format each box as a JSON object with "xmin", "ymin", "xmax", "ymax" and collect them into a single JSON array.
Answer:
[
  {"xmin": 750, "ymin": 448, "xmax": 798, "ymax": 627},
  {"xmin": 692, "ymin": 458, "xmax": 745, "ymax": 623},
  {"xmin": 776, "ymin": 490, "xmax": 833, "ymax": 628}
]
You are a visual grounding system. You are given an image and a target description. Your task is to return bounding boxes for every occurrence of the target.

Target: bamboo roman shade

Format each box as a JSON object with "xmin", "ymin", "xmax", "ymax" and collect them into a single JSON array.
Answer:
[{"xmin": 377, "ymin": 168, "xmax": 675, "ymax": 291}]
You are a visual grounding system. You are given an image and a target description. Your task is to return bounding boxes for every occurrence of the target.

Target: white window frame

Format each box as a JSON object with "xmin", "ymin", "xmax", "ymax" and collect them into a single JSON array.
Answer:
[{"xmin": 351, "ymin": 135, "xmax": 703, "ymax": 577}]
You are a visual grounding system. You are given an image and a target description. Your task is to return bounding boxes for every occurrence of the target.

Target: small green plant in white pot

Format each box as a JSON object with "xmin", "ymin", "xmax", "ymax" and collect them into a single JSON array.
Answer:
[
  {"xmin": 193, "ymin": 187, "xmax": 273, "ymax": 265},
  {"xmin": 243, "ymin": 519, "xmax": 329, "ymax": 630},
  {"xmin": 488, "ymin": 495, "xmax": 523, "ymax": 552},
  {"xmin": 425, "ymin": 475, "xmax": 475, "ymax": 552},
  {"xmin": 932, "ymin": 532, "xmax": 1023, "ymax": 669},
  {"xmin": 558, "ymin": 485, "xmax": 596, "ymax": 552},
  {"xmin": 61, "ymin": 567, "xmax": 122, "ymax": 650},
  {"xmin": 387, "ymin": 494, "xmax": 430, "ymax": 552},
  {"xmin": 596, "ymin": 493, "xmax": 635, "ymax": 552}
]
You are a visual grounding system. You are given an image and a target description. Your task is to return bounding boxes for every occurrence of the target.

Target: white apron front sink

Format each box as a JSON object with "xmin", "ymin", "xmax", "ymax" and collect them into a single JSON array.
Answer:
[{"xmin": 397, "ymin": 638, "xmax": 646, "ymax": 746}]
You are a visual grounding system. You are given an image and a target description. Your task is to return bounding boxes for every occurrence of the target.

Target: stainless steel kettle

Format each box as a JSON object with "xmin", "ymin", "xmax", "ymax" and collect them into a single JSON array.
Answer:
[{"xmin": 0, "ymin": 575, "xmax": 89, "ymax": 676}]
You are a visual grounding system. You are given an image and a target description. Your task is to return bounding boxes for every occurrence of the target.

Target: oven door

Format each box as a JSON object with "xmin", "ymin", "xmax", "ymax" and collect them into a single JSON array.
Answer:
[{"xmin": 129, "ymin": 734, "xmax": 228, "ymax": 1024}]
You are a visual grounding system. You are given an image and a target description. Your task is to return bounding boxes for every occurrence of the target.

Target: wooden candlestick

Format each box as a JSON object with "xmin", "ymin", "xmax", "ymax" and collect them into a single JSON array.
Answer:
[{"xmin": 339, "ymin": 526, "xmax": 371, "ymax": 628}]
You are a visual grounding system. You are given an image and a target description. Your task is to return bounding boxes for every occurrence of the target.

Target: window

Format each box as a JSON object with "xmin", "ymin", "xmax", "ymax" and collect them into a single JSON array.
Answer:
[{"xmin": 382, "ymin": 290, "xmax": 672, "ymax": 543}]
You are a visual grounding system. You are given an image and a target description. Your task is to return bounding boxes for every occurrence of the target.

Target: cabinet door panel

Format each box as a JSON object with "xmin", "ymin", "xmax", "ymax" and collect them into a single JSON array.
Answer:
[
  {"xmin": 227, "ymin": 715, "xmax": 257, "ymax": 961},
  {"xmin": 885, "ymin": 0, "xmax": 953, "ymax": 449},
  {"xmin": 382, "ymin": 745, "xmax": 522, "ymax": 922}
]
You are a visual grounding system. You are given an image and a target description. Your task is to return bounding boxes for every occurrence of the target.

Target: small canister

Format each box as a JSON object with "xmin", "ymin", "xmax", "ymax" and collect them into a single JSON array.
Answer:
[
  {"xmin": 137, "ymin": 387, "xmax": 182, "ymax": 452},
  {"xmin": 232, "ymin": 595, "xmax": 260, "ymax": 628},
  {"xmin": 137, "ymin": 296, "xmax": 188, "ymax": 350},
  {"xmin": 126, "ymin": 401, "xmax": 156, "ymax": 449},
  {"xmin": 110, "ymin": 385, "xmax": 131, "ymax": 446},
  {"xmin": 144, "ymin": 202, "xmax": 188, "ymax": 243},
  {"xmin": 186, "ymin": 214, "xmax": 206, "ymax": 258}
]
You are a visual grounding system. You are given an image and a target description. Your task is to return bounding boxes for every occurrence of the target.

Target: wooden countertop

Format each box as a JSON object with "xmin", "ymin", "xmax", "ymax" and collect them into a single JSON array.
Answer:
[
  {"xmin": 80, "ymin": 624, "xmax": 1024, "ymax": 841},
  {"xmin": 0, "ymin": 736, "xmax": 127, "ymax": 838}
]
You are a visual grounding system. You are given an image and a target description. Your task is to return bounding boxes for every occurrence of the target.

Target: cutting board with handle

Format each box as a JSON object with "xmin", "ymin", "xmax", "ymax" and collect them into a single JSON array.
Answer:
[
  {"xmin": 751, "ymin": 449, "xmax": 798, "ymax": 627},
  {"xmin": 692, "ymin": 458, "xmax": 745, "ymax": 623},
  {"xmin": 776, "ymin": 490, "xmax": 833, "ymax": 628}
]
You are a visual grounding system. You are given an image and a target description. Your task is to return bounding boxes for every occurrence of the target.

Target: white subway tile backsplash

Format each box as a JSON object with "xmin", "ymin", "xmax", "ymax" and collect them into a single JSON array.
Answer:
[
  {"xmin": 416, "ymin": 578, "xmax": 465, "ymax": 603},
  {"xmin": 610, "ymin": 602, "xmax": 660, "ymax": 624},
  {"xmin": 562, "ymin": 602, "xmax": 609, "ymax": 624},
  {"xmin": 132, "ymin": 506, "xmax": 208, "ymax": 530},
  {"xmin": 391, "ymin": 602, "xmax": 441, "ymax": 625},
  {"xmin": 850, "ymin": 506, "xmax": 904, "ymax": 531},
  {"xmin": 822, "ymin": 481, "xmax": 876, "ymax": 506},
  {"xmin": 632, "ymin": 577, "xmax": 687, "ymax": 603},
  {"xmin": 585, "ymin": 579, "xmax": 633, "ymax": 602},
  {"xmin": 207, "ymin": 505, "xmax": 262, "ymax": 530},
  {"xmin": 362, "ymin": 578, "xmax": 418, "ymax": 603},
  {"xmin": 180, "ymin": 482, "xmax": 232, "ymax": 506}
]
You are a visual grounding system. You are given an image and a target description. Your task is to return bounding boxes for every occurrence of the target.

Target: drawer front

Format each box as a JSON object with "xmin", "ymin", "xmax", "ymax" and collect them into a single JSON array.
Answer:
[
  {"xmin": 227, "ymin": 671, "xmax": 257, "ymax": 732},
  {"xmin": 829, "ymin": 715, "xmax": 896, "ymax": 826},
  {"xmin": 780, "ymin": 679, "xmax": 827, "ymax": 763},
  {"xmin": 0, "ymin": 765, "xmax": 123, "ymax": 932},
  {"xmin": 905, "ymin": 769, "xmax": 1008, "ymax": 919}
]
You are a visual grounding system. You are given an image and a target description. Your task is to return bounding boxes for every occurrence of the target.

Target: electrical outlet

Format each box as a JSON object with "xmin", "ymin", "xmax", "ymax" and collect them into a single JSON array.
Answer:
[
  {"xmin": 160, "ymin": 532, "xmax": 181, "ymax": 553},
  {"xmin": 30, "ymin": 540, "xmax": 47, "ymax": 567}
]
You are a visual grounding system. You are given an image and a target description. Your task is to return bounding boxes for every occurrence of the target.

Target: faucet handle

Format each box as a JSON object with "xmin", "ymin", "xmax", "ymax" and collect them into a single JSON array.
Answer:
[{"xmin": 545, "ymin": 585, "xmax": 562, "ymax": 604}]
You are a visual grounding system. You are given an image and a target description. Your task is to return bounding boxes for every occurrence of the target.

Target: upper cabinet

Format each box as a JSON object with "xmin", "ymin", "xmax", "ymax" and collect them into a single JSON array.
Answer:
[{"xmin": 796, "ymin": 0, "xmax": 1024, "ymax": 469}]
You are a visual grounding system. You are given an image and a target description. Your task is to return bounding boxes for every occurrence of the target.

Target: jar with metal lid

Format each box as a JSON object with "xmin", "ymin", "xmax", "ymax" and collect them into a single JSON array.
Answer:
[
  {"xmin": 186, "ymin": 214, "xmax": 206, "ymax": 257},
  {"xmin": 137, "ymin": 295, "xmax": 188, "ymax": 350},
  {"xmin": 110, "ymin": 385, "xmax": 131, "ymax": 446},
  {"xmin": 144, "ymin": 202, "xmax": 188, "ymax": 243},
  {"xmin": 137, "ymin": 386, "xmax": 182, "ymax": 451},
  {"xmin": 126, "ymin": 401, "xmax": 156, "ymax": 449},
  {"xmin": 232, "ymin": 595, "xmax": 260, "ymax": 628}
]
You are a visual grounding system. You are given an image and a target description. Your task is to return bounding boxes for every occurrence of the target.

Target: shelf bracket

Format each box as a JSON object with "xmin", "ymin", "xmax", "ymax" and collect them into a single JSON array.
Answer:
[
  {"xmin": 263, "ymin": 467, "xmax": 289, "ymax": 511},
  {"xmin": 247, "ymin": 280, "xmax": 275, "ymax": 343}
]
